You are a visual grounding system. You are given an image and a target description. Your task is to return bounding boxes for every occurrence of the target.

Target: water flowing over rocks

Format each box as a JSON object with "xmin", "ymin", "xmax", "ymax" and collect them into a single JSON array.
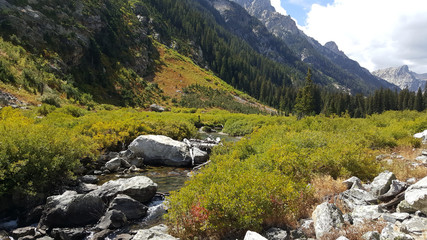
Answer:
[{"xmin": 0, "ymin": 134, "xmax": 222, "ymax": 239}]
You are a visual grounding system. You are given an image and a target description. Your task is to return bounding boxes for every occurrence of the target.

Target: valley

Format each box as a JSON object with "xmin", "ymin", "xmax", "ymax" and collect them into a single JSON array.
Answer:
[{"xmin": 1, "ymin": 0, "xmax": 427, "ymax": 239}]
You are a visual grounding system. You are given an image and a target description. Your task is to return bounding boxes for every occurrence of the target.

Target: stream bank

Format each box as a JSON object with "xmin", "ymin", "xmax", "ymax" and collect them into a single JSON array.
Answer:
[{"xmin": 0, "ymin": 132, "xmax": 239, "ymax": 239}]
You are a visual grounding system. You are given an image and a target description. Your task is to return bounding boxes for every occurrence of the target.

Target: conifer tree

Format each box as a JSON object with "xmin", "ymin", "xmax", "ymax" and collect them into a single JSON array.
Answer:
[
  {"xmin": 294, "ymin": 68, "xmax": 316, "ymax": 118},
  {"xmin": 414, "ymin": 87, "xmax": 424, "ymax": 111}
]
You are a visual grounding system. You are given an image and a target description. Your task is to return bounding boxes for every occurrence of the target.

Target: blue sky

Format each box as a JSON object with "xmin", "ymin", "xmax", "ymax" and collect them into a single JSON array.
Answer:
[
  {"xmin": 270, "ymin": 0, "xmax": 427, "ymax": 73},
  {"xmin": 271, "ymin": 0, "xmax": 334, "ymax": 26}
]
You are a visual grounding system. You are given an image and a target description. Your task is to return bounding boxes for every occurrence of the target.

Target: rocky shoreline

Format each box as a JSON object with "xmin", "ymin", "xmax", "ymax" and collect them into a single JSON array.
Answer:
[{"xmin": 0, "ymin": 135, "xmax": 220, "ymax": 240}]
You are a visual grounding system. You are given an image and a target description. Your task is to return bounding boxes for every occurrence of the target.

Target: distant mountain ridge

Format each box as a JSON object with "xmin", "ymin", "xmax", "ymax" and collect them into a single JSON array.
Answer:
[
  {"xmin": 230, "ymin": 0, "xmax": 397, "ymax": 93},
  {"xmin": 373, "ymin": 65, "xmax": 427, "ymax": 91}
]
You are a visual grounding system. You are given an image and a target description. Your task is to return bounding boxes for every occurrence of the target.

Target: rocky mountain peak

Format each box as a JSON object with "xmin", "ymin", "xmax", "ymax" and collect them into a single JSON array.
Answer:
[
  {"xmin": 232, "ymin": 0, "xmax": 300, "ymax": 36},
  {"xmin": 230, "ymin": 0, "xmax": 397, "ymax": 93},
  {"xmin": 231, "ymin": 0, "xmax": 275, "ymax": 16},
  {"xmin": 372, "ymin": 65, "xmax": 426, "ymax": 91},
  {"xmin": 324, "ymin": 41, "xmax": 346, "ymax": 57},
  {"xmin": 397, "ymin": 65, "xmax": 410, "ymax": 74}
]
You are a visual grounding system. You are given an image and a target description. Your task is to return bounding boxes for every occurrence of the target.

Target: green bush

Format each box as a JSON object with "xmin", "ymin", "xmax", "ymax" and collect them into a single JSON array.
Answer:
[
  {"xmin": 0, "ymin": 107, "xmax": 96, "ymax": 196},
  {"xmin": 41, "ymin": 93, "xmax": 61, "ymax": 107},
  {"xmin": 37, "ymin": 104, "xmax": 57, "ymax": 116}
]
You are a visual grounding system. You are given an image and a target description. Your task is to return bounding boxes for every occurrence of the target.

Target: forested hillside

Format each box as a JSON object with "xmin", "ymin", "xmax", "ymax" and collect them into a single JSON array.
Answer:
[{"xmin": 0, "ymin": 0, "xmax": 400, "ymax": 112}]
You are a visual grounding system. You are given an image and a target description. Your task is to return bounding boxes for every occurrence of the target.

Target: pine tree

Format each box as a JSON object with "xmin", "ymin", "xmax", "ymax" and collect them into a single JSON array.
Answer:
[
  {"xmin": 294, "ymin": 69, "xmax": 316, "ymax": 118},
  {"xmin": 414, "ymin": 87, "xmax": 424, "ymax": 111}
]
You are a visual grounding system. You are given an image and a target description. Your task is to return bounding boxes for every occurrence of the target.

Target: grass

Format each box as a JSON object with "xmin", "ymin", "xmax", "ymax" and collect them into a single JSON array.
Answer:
[
  {"xmin": 149, "ymin": 41, "xmax": 271, "ymax": 112},
  {"xmin": 311, "ymin": 175, "xmax": 348, "ymax": 206}
]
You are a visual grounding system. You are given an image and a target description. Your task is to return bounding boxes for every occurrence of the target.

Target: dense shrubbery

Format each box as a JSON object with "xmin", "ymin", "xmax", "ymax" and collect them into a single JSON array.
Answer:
[
  {"xmin": 1, "ymin": 104, "xmax": 426, "ymax": 236},
  {"xmin": 0, "ymin": 107, "xmax": 95, "ymax": 196},
  {"xmin": 0, "ymin": 106, "xmax": 201, "ymax": 197},
  {"xmin": 166, "ymin": 111, "xmax": 427, "ymax": 239}
]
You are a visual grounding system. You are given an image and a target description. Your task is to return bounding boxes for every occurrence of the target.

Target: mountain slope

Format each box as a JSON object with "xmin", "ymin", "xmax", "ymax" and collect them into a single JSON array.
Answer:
[
  {"xmin": 230, "ymin": 0, "xmax": 397, "ymax": 94},
  {"xmin": 372, "ymin": 65, "xmax": 426, "ymax": 91},
  {"xmin": 0, "ymin": 0, "xmax": 308, "ymax": 110},
  {"xmin": 0, "ymin": 0, "xmax": 398, "ymax": 112},
  {"xmin": 203, "ymin": 0, "xmax": 334, "ymax": 87},
  {"xmin": 0, "ymin": 0, "xmax": 161, "ymax": 106}
]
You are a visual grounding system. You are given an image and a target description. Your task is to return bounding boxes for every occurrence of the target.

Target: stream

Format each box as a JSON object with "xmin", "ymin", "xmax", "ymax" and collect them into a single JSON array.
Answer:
[
  {"xmin": 0, "ymin": 132, "xmax": 241, "ymax": 238},
  {"xmin": 98, "ymin": 131, "xmax": 240, "ymax": 194}
]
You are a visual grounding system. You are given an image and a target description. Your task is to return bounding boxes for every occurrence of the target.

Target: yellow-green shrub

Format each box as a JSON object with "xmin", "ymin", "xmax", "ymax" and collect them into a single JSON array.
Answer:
[
  {"xmin": 0, "ymin": 107, "xmax": 96, "ymax": 196},
  {"xmin": 166, "ymin": 115, "xmax": 395, "ymax": 239}
]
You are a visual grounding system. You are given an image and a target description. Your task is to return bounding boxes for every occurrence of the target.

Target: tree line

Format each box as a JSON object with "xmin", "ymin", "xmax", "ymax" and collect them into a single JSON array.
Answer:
[{"xmin": 288, "ymin": 69, "xmax": 426, "ymax": 118}]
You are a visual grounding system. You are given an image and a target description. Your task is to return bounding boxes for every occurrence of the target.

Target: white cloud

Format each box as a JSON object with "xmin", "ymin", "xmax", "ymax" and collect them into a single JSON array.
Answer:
[
  {"xmin": 302, "ymin": 0, "xmax": 427, "ymax": 73},
  {"xmin": 270, "ymin": 0, "xmax": 287, "ymax": 15}
]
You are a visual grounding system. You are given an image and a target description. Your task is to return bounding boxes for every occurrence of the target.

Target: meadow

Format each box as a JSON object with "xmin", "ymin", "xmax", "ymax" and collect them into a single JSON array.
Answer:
[{"xmin": 1, "ymin": 106, "xmax": 427, "ymax": 238}]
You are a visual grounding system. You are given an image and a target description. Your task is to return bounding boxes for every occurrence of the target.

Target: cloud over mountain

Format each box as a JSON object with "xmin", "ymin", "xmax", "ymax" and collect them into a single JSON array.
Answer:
[{"xmin": 303, "ymin": 0, "xmax": 427, "ymax": 73}]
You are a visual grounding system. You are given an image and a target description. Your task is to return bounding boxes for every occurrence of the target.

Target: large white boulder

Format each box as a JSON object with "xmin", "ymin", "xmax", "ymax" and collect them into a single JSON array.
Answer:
[
  {"xmin": 243, "ymin": 231, "xmax": 268, "ymax": 240},
  {"xmin": 128, "ymin": 135, "xmax": 192, "ymax": 166},
  {"xmin": 88, "ymin": 176, "xmax": 157, "ymax": 203},
  {"xmin": 312, "ymin": 202, "xmax": 344, "ymax": 239},
  {"xmin": 404, "ymin": 176, "xmax": 427, "ymax": 215},
  {"xmin": 413, "ymin": 130, "xmax": 427, "ymax": 141},
  {"xmin": 133, "ymin": 224, "xmax": 177, "ymax": 240},
  {"xmin": 370, "ymin": 171, "xmax": 396, "ymax": 196}
]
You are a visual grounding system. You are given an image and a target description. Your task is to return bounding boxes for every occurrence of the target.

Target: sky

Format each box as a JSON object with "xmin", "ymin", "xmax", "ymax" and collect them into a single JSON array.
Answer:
[{"xmin": 270, "ymin": 0, "xmax": 427, "ymax": 73}]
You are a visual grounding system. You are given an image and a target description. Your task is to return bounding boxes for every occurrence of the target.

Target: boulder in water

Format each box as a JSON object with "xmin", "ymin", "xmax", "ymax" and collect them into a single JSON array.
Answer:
[
  {"xmin": 88, "ymin": 176, "xmax": 157, "ymax": 203},
  {"xmin": 128, "ymin": 135, "xmax": 192, "ymax": 167},
  {"xmin": 39, "ymin": 191, "xmax": 105, "ymax": 228},
  {"xmin": 108, "ymin": 194, "xmax": 148, "ymax": 220}
]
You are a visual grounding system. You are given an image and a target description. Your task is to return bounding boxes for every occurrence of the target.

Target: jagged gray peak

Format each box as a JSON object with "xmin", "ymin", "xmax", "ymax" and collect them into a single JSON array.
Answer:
[
  {"xmin": 229, "ymin": 0, "xmax": 275, "ymax": 16},
  {"xmin": 230, "ymin": 0, "xmax": 397, "ymax": 93},
  {"xmin": 206, "ymin": 0, "xmax": 297, "ymax": 65},
  {"xmin": 372, "ymin": 65, "xmax": 426, "ymax": 91},
  {"xmin": 232, "ymin": 0, "xmax": 301, "ymax": 36},
  {"xmin": 324, "ymin": 41, "xmax": 346, "ymax": 58}
]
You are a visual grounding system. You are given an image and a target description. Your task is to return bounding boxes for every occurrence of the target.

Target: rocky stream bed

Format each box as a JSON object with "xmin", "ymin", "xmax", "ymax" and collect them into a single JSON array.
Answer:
[
  {"xmin": 0, "ymin": 134, "xmax": 224, "ymax": 240},
  {"xmin": 1, "ymin": 132, "xmax": 427, "ymax": 240}
]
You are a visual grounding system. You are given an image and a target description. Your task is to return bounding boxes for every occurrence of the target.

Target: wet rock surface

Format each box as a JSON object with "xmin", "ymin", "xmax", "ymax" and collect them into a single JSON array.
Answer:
[{"xmin": 0, "ymin": 134, "xmax": 222, "ymax": 240}]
